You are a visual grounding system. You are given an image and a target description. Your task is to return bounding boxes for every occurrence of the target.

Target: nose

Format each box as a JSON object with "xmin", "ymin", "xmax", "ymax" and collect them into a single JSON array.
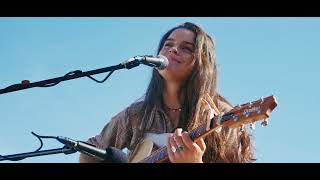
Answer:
[{"xmin": 169, "ymin": 46, "xmax": 178, "ymax": 54}]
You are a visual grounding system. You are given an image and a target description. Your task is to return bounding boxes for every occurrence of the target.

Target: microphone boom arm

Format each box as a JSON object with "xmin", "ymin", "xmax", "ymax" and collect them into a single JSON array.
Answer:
[
  {"xmin": 0, "ymin": 55, "xmax": 167, "ymax": 95},
  {"xmin": 0, "ymin": 63, "xmax": 131, "ymax": 95},
  {"xmin": 0, "ymin": 146, "xmax": 76, "ymax": 161},
  {"xmin": 0, "ymin": 131, "xmax": 77, "ymax": 162}
]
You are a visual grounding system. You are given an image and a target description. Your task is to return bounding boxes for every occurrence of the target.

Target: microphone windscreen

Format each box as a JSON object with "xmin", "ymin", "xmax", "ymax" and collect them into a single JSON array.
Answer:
[
  {"xmin": 157, "ymin": 55, "xmax": 169, "ymax": 70},
  {"xmin": 103, "ymin": 147, "xmax": 129, "ymax": 163}
]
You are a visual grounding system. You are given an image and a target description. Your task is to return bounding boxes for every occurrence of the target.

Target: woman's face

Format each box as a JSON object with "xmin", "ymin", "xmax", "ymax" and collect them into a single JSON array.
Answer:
[{"xmin": 158, "ymin": 28, "xmax": 196, "ymax": 83}]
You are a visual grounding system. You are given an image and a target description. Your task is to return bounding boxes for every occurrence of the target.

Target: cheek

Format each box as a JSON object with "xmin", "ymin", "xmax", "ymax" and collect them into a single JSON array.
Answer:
[
  {"xmin": 170, "ymin": 57, "xmax": 195, "ymax": 72},
  {"xmin": 182, "ymin": 55, "xmax": 196, "ymax": 69},
  {"xmin": 158, "ymin": 60, "xmax": 196, "ymax": 81},
  {"xmin": 159, "ymin": 49, "xmax": 167, "ymax": 56},
  {"xmin": 183, "ymin": 60, "xmax": 196, "ymax": 74}
]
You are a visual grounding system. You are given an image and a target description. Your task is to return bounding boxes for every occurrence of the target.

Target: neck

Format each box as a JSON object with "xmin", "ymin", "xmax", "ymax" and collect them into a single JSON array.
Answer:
[{"xmin": 163, "ymin": 80, "xmax": 184, "ymax": 109}]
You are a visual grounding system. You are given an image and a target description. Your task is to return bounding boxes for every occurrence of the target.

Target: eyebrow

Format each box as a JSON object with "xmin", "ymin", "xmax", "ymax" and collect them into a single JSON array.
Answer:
[{"xmin": 165, "ymin": 38, "xmax": 195, "ymax": 46}]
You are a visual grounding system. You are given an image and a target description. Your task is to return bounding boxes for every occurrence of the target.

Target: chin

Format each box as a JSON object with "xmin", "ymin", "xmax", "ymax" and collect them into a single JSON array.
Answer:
[{"xmin": 158, "ymin": 68, "xmax": 184, "ymax": 82}]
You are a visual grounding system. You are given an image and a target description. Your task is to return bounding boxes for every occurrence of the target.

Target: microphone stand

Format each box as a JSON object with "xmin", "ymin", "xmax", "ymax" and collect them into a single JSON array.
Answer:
[
  {"xmin": 0, "ymin": 56, "xmax": 158, "ymax": 161},
  {"xmin": 0, "ymin": 132, "xmax": 79, "ymax": 162},
  {"xmin": 0, "ymin": 146, "xmax": 76, "ymax": 161},
  {"xmin": 0, "ymin": 58, "xmax": 142, "ymax": 95}
]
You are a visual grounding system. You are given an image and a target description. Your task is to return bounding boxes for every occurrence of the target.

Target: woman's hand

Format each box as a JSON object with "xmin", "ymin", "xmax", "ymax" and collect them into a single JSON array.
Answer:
[
  {"xmin": 167, "ymin": 128, "xmax": 206, "ymax": 163},
  {"xmin": 167, "ymin": 93, "xmax": 220, "ymax": 163}
]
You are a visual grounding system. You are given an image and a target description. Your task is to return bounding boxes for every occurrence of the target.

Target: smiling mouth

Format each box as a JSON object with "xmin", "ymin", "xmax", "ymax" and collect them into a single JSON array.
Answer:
[{"xmin": 168, "ymin": 57, "xmax": 182, "ymax": 64}]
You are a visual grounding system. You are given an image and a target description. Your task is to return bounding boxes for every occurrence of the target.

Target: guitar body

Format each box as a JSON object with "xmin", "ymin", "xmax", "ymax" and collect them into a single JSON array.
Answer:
[{"xmin": 130, "ymin": 138, "xmax": 154, "ymax": 163}]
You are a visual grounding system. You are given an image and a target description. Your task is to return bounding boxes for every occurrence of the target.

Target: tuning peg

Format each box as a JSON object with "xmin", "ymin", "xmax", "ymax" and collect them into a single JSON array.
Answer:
[
  {"xmin": 249, "ymin": 122, "xmax": 256, "ymax": 130},
  {"xmin": 261, "ymin": 118, "xmax": 269, "ymax": 127},
  {"xmin": 260, "ymin": 97, "xmax": 264, "ymax": 104}
]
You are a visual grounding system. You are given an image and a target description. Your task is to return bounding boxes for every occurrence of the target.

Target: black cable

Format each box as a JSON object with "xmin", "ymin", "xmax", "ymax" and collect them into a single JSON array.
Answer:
[
  {"xmin": 37, "ymin": 70, "xmax": 114, "ymax": 88},
  {"xmin": 38, "ymin": 70, "xmax": 83, "ymax": 87},
  {"xmin": 86, "ymin": 70, "xmax": 114, "ymax": 83}
]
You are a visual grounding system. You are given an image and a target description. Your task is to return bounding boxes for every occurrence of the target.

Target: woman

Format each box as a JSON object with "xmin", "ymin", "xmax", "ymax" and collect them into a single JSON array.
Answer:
[{"xmin": 79, "ymin": 22, "xmax": 254, "ymax": 163}]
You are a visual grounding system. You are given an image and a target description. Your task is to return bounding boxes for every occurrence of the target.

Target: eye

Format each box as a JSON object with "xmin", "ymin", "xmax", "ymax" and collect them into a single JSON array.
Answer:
[
  {"xmin": 164, "ymin": 42, "xmax": 173, "ymax": 47},
  {"xmin": 181, "ymin": 46, "xmax": 194, "ymax": 53}
]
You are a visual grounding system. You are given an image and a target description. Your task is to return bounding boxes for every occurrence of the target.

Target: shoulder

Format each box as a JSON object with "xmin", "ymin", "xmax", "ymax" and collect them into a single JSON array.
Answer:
[
  {"xmin": 114, "ymin": 100, "xmax": 144, "ymax": 117},
  {"xmin": 126, "ymin": 100, "xmax": 145, "ymax": 116},
  {"xmin": 117, "ymin": 100, "xmax": 145, "ymax": 125},
  {"xmin": 108, "ymin": 100, "xmax": 145, "ymax": 126}
]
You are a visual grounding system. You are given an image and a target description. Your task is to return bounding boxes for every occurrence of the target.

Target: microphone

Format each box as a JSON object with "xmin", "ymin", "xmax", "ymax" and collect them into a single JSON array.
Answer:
[
  {"xmin": 122, "ymin": 55, "xmax": 169, "ymax": 70},
  {"xmin": 140, "ymin": 55, "xmax": 169, "ymax": 70},
  {"xmin": 56, "ymin": 136, "xmax": 128, "ymax": 163}
]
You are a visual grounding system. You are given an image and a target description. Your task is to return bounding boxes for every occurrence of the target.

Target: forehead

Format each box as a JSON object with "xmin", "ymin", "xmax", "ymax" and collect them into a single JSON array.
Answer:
[{"xmin": 166, "ymin": 28, "xmax": 195, "ymax": 44}]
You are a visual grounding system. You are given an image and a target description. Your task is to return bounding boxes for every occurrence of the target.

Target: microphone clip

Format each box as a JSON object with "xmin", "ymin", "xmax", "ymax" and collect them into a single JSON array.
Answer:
[{"xmin": 121, "ymin": 56, "xmax": 142, "ymax": 69}]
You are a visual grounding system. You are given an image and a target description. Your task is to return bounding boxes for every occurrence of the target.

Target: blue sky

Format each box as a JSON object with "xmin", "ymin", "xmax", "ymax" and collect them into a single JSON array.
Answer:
[{"xmin": 0, "ymin": 17, "xmax": 319, "ymax": 163}]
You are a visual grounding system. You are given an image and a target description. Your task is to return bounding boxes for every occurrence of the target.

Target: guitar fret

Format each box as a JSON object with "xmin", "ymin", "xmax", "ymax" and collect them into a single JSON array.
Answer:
[
  {"xmin": 159, "ymin": 149, "xmax": 166, "ymax": 161},
  {"xmin": 190, "ymin": 124, "xmax": 206, "ymax": 141},
  {"xmin": 160, "ymin": 149, "xmax": 166, "ymax": 159},
  {"xmin": 140, "ymin": 147, "xmax": 166, "ymax": 163},
  {"xmin": 220, "ymin": 112, "xmax": 235, "ymax": 122},
  {"xmin": 154, "ymin": 153, "xmax": 160, "ymax": 162}
]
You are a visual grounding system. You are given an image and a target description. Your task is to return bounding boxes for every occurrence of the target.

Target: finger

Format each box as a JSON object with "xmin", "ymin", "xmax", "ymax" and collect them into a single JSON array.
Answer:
[
  {"xmin": 207, "ymin": 106, "xmax": 217, "ymax": 120},
  {"xmin": 192, "ymin": 141, "xmax": 203, "ymax": 154},
  {"xmin": 202, "ymin": 106, "xmax": 214, "ymax": 124},
  {"xmin": 174, "ymin": 129, "xmax": 185, "ymax": 154},
  {"xmin": 174, "ymin": 128, "xmax": 183, "ymax": 136},
  {"xmin": 181, "ymin": 132, "xmax": 197, "ymax": 152},
  {"xmin": 203, "ymin": 94, "xmax": 218, "ymax": 113},
  {"xmin": 195, "ymin": 138, "xmax": 206, "ymax": 152},
  {"xmin": 170, "ymin": 133, "xmax": 179, "ymax": 154},
  {"xmin": 202, "ymin": 99, "xmax": 217, "ymax": 118},
  {"xmin": 203, "ymin": 98, "xmax": 218, "ymax": 117},
  {"xmin": 167, "ymin": 134, "xmax": 175, "ymax": 161}
]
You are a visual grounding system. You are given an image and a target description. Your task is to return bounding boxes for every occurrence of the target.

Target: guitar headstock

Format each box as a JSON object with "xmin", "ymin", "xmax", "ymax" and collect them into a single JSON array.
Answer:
[{"xmin": 219, "ymin": 95, "xmax": 278, "ymax": 129}]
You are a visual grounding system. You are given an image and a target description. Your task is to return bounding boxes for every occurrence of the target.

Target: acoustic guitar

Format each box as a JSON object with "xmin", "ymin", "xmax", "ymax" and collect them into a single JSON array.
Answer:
[{"xmin": 130, "ymin": 95, "xmax": 278, "ymax": 163}]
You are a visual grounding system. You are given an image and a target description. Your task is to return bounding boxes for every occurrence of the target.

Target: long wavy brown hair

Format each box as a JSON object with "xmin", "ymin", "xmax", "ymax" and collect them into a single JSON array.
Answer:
[{"xmin": 141, "ymin": 22, "xmax": 255, "ymax": 163}]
